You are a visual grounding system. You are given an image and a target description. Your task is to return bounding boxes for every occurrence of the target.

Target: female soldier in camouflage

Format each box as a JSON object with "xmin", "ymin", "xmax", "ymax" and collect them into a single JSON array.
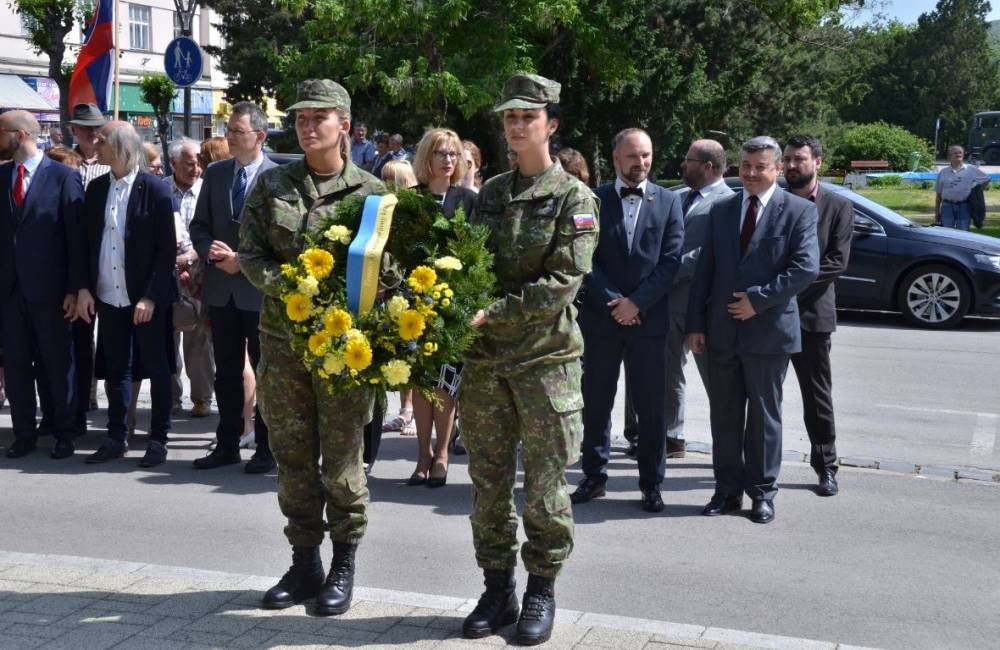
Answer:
[
  {"xmin": 460, "ymin": 74, "xmax": 599, "ymax": 645},
  {"xmin": 239, "ymin": 79, "xmax": 385, "ymax": 616}
]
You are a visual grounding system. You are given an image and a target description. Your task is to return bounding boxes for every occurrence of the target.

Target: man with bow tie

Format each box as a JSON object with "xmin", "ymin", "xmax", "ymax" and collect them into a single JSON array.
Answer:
[{"xmin": 572, "ymin": 128, "xmax": 683, "ymax": 512}]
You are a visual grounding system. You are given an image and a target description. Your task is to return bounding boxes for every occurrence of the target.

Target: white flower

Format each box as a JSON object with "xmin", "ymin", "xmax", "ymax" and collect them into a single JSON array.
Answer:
[
  {"xmin": 297, "ymin": 275, "xmax": 319, "ymax": 297},
  {"xmin": 324, "ymin": 224, "xmax": 353, "ymax": 245},
  {"xmin": 387, "ymin": 295, "xmax": 409, "ymax": 320},
  {"xmin": 433, "ymin": 256, "xmax": 463, "ymax": 271}
]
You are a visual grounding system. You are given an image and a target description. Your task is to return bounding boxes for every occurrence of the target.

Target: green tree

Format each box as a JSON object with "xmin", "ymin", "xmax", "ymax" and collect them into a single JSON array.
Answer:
[
  {"xmin": 139, "ymin": 74, "xmax": 176, "ymax": 176},
  {"xmin": 828, "ymin": 121, "xmax": 935, "ymax": 170}
]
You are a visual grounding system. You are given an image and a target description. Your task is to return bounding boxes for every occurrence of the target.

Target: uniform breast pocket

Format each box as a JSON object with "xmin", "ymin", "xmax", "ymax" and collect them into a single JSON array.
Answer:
[
  {"xmin": 516, "ymin": 199, "xmax": 559, "ymax": 249},
  {"xmin": 266, "ymin": 199, "xmax": 305, "ymax": 259}
]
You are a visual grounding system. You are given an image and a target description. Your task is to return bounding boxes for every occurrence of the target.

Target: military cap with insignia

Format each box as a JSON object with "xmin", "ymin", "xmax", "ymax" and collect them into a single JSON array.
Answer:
[
  {"xmin": 493, "ymin": 73, "xmax": 561, "ymax": 112},
  {"xmin": 287, "ymin": 79, "xmax": 352, "ymax": 112}
]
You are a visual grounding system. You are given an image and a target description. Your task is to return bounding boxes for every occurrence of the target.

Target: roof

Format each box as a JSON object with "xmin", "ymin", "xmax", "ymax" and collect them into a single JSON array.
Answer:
[{"xmin": 0, "ymin": 74, "xmax": 56, "ymax": 111}]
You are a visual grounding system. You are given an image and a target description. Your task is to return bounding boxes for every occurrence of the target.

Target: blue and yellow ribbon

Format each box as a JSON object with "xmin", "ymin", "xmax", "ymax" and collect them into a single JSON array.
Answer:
[{"xmin": 346, "ymin": 194, "xmax": 397, "ymax": 316}]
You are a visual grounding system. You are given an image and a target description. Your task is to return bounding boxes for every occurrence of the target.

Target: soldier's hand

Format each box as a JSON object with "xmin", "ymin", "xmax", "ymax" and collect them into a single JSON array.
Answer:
[
  {"xmin": 471, "ymin": 309, "xmax": 487, "ymax": 328},
  {"xmin": 687, "ymin": 333, "xmax": 706, "ymax": 354}
]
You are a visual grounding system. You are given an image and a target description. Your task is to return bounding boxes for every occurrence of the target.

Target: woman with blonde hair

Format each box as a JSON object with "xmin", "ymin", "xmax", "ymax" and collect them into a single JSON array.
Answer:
[
  {"xmin": 380, "ymin": 158, "xmax": 418, "ymax": 191},
  {"xmin": 407, "ymin": 127, "xmax": 476, "ymax": 487}
]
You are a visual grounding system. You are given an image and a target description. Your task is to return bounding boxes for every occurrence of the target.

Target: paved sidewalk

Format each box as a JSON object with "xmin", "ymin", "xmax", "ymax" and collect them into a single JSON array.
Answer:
[{"xmin": 0, "ymin": 552, "xmax": 874, "ymax": 650}]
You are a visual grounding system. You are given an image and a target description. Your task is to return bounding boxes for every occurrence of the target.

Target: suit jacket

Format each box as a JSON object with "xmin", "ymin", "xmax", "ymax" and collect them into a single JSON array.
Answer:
[
  {"xmin": 82, "ymin": 170, "xmax": 178, "ymax": 307},
  {"xmin": 798, "ymin": 186, "xmax": 852, "ymax": 332},
  {"xmin": 670, "ymin": 180, "xmax": 735, "ymax": 314},
  {"xmin": 577, "ymin": 181, "xmax": 684, "ymax": 337},
  {"xmin": 686, "ymin": 186, "xmax": 819, "ymax": 355},
  {"xmin": 0, "ymin": 156, "xmax": 85, "ymax": 303},
  {"xmin": 189, "ymin": 156, "xmax": 278, "ymax": 310}
]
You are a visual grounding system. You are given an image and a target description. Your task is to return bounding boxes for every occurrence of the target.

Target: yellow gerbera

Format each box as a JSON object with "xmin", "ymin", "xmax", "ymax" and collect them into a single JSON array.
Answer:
[
  {"xmin": 344, "ymin": 338, "xmax": 373, "ymax": 371},
  {"xmin": 308, "ymin": 331, "xmax": 332, "ymax": 357},
  {"xmin": 284, "ymin": 293, "xmax": 312, "ymax": 322},
  {"xmin": 407, "ymin": 265, "xmax": 437, "ymax": 293},
  {"xmin": 381, "ymin": 360, "xmax": 411, "ymax": 386},
  {"xmin": 301, "ymin": 248, "xmax": 335, "ymax": 279},
  {"xmin": 398, "ymin": 309, "xmax": 426, "ymax": 341},
  {"xmin": 433, "ymin": 256, "xmax": 463, "ymax": 271},
  {"xmin": 323, "ymin": 308, "xmax": 352, "ymax": 336}
]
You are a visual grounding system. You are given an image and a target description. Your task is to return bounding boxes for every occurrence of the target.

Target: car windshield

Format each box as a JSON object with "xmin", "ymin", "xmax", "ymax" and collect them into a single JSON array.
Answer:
[{"xmin": 821, "ymin": 183, "xmax": 917, "ymax": 227}]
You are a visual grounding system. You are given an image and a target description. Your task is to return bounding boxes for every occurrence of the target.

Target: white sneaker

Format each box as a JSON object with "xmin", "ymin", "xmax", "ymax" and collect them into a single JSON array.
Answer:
[{"xmin": 239, "ymin": 430, "xmax": 257, "ymax": 449}]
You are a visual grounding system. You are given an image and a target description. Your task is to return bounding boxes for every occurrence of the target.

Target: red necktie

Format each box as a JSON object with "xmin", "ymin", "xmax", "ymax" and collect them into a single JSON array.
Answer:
[
  {"xmin": 740, "ymin": 195, "xmax": 758, "ymax": 256},
  {"xmin": 12, "ymin": 164, "xmax": 26, "ymax": 208}
]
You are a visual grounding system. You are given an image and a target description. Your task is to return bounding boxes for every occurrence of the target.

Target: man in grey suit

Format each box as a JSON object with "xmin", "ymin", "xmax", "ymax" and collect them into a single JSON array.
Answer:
[
  {"xmin": 189, "ymin": 101, "xmax": 277, "ymax": 474},
  {"xmin": 686, "ymin": 136, "xmax": 819, "ymax": 524}
]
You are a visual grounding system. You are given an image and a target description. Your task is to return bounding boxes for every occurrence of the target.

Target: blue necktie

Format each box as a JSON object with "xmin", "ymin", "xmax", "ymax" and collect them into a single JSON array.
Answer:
[{"xmin": 231, "ymin": 166, "xmax": 248, "ymax": 220}]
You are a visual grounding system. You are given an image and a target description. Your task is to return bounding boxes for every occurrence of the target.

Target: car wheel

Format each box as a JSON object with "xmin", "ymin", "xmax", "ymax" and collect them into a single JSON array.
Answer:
[
  {"xmin": 897, "ymin": 265, "xmax": 970, "ymax": 328},
  {"xmin": 984, "ymin": 148, "xmax": 1000, "ymax": 165}
]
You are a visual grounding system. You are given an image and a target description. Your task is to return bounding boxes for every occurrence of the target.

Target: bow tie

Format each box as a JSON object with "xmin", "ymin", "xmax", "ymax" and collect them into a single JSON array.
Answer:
[{"xmin": 619, "ymin": 186, "xmax": 643, "ymax": 199}]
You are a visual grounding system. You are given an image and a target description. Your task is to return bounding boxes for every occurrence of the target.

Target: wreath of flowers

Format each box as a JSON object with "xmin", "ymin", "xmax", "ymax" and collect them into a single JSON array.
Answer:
[{"xmin": 275, "ymin": 189, "xmax": 495, "ymax": 395}]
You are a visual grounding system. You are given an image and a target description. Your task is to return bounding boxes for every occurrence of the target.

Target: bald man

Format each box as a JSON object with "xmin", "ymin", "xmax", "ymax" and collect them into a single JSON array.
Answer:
[{"xmin": 0, "ymin": 110, "xmax": 86, "ymax": 460}]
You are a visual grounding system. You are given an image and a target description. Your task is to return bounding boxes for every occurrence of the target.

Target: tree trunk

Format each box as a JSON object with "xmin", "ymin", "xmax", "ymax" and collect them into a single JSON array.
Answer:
[{"xmin": 46, "ymin": 43, "xmax": 71, "ymax": 144}]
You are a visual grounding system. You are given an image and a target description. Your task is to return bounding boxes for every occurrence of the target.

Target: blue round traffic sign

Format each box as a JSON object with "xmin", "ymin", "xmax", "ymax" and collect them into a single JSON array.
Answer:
[{"xmin": 164, "ymin": 36, "xmax": 203, "ymax": 87}]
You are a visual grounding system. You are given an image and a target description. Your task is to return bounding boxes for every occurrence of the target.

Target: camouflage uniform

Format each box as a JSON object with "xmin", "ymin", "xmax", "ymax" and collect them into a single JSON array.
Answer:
[
  {"xmin": 239, "ymin": 82, "xmax": 386, "ymax": 547},
  {"xmin": 463, "ymin": 149, "xmax": 599, "ymax": 577}
]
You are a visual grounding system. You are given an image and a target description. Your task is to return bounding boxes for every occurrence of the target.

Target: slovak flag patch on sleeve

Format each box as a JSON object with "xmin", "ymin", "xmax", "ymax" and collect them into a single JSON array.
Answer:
[{"xmin": 573, "ymin": 213, "xmax": 596, "ymax": 230}]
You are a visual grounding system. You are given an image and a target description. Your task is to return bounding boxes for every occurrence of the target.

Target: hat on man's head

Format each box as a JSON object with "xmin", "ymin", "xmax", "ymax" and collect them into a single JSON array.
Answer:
[
  {"xmin": 493, "ymin": 74, "xmax": 561, "ymax": 113},
  {"xmin": 287, "ymin": 79, "xmax": 351, "ymax": 112},
  {"xmin": 68, "ymin": 103, "xmax": 107, "ymax": 127}
]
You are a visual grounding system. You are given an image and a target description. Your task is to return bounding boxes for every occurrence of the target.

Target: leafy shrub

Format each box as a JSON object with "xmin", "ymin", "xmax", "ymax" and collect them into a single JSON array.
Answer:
[
  {"xmin": 866, "ymin": 175, "xmax": 903, "ymax": 187},
  {"xmin": 830, "ymin": 122, "xmax": 935, "ymax": 171}
]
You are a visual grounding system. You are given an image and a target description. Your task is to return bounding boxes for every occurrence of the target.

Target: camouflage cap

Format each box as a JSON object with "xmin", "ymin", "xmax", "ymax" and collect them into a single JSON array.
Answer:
[
  {"xmin": 493, "ymin": 74, "xmax": 561, "ymax": 112},
  {"xmin": 287, "ymin": 79, "xmax": 351, "ymax": 112}
]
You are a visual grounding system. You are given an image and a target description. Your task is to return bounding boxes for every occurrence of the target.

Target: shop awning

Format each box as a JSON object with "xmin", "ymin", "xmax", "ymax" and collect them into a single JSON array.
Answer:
[{"xmin": 0, "ymin": 74, "xmax": 56, "ymax": 111}]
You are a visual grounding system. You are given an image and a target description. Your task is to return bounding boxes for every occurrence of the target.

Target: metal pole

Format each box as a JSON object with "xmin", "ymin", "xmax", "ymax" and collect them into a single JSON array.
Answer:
[
  {"xmin": 184, "ymin": 87, "xmax": 191, "ymax": 136},
  {"xmin": 113, "ymin": 0, "xmax": 121, "ymax": 120},
  {"xmin": 934, "ymin": 117, "xmax": 941, "ymax": 160}
]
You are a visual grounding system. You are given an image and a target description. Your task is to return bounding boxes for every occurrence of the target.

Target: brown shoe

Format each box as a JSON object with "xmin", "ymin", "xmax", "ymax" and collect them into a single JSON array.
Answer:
[
  {"xmin": 190, "ymin": 402, "xmax": 212, "ymax": 418},
  {"xmin": 666, "ymin": 439, "xmax": 686, "ymax": 458}
]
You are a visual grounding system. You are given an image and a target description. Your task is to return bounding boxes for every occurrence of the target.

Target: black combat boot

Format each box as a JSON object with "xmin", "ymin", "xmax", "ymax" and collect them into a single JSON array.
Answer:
[
  {"xmin": 315, "ymin": 541, "xmax": 357, "ymax": 615},
  {"xmin": 261, "ymin": 546, "xmax": 324, "ymax": 609},
  {"xmin": 515, "ymin": 574, "xmax": 556, "ymax": 645},
  {"xmin": 462, "ymin": 568, "xmax": 519, "ymax": 639}
]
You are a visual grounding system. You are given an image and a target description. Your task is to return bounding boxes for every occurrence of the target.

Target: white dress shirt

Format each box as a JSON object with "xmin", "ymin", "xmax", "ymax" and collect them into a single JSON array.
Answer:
[
  {"xmin": 10, "ymin": 150, "xmax": 44, "ymax": 196},
  {"xmin": 687, "ymin": 178, "xmax": 726, "ymax": 214},
  {"xmin": 97, "ymin": 168, "xmax": 138, "ymax": 307},
  {"xmin": 614, "ymin": 177, "xmax": 648, "ymax": 250},
  {"xmin": 169, "ymin": 176, "xmax": 202, "ymax": 229},
  {"xmin": 740, "ymin": 182, "xmax": 778, "ymax": 232},
  {"xmin": 234, "ymin": 153, "xmax": 266, "ymax": 195}
]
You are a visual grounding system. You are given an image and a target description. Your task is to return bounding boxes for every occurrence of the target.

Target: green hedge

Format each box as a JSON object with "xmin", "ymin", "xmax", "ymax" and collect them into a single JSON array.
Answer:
[{"xmin": 830, "ymin": 122, "xmax": 935, "ymax": 172}]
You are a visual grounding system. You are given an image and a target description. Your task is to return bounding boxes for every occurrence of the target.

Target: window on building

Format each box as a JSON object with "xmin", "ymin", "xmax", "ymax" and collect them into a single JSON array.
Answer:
[{"xmin": 129, "ymin": 4, "xmax": 151, "ymax": 51}]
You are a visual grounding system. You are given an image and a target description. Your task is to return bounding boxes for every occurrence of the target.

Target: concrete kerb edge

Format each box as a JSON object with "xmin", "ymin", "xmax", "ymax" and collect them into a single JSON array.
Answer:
[{"xmin": 0, "ymin": 551, "xmax": 870, "ymax": 650}]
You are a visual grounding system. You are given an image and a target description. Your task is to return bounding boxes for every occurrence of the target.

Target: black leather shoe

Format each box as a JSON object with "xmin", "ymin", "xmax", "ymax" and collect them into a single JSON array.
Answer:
[
  {"xmin": 50, "ymin": 439, "xmax": 75, "ymax": 459},
  {"xmin": 702, "ymin": 493, "xmax": 742, "ymax": 516},
  {"xmin": 245, "ymin": 452, "xmax": 276, "ymax": 474},
  {"xmin": 192, "ymin": 447, "xmax": 241, "ymax": 470},
  {"xmin": 750, "ymin": 499, "xmax": 775, "ymax": 524},
  {"xmin": 6, "ymin": 438, "xmax": 37, "ymax": 459},
  {"xmin": 817, "ymin": 469, "xmax": 839, "ymax": 497},
  {"xmin": 624, "ymin": 440, "xmax": 638, "ymax": 458},
  {"xmin": 462, "ymin": 569, "xmax": 519, "ymax": 639},
  {"xmin": 516, "ymin": 574, "xmax": 556, "ymax": 646},
  {"xmin": 641, "ymin": 488, "xmax": 664, "ymax": 513},
  {"xmin": 570, "ymin": 477, "xmax": 606, "ymax": 504},
  {"xmin": 315, "ymin": 542, "xmax": 357, "ymax": 616},
  {"xmin": 138, "ymin": 441, "xmax": 168, "ymax": 468},
  {"xmin": 85, "ymin": 439, "xmax": 127, "ymax": 464},
  {"xmin": 666, "ymin": 438, "xmax": 686, "ymax": 458},
  {"xmin": 261, "ymin": 546, "xmax": 325, "ymax": 609}
]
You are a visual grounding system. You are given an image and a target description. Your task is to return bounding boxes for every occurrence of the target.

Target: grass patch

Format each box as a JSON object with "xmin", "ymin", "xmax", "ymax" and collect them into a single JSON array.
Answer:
[{"xmin": 855, "ymin": 186, "xmax": 1000, "ymax": 233}]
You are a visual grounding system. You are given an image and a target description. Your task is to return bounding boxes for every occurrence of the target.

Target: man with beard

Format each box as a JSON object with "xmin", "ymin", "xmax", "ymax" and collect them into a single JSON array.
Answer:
[
  {"xmin": 572, "ymin": 128, "xmax": 684, "ymax": 512},
  {"xmin": 783, "ymin": 135, "xmax": 852, "ymax": 496}
]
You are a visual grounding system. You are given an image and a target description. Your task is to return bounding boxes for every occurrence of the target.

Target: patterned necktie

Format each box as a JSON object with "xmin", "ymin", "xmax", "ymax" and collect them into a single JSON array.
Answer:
[
  {"xmin": 231, "ymin": 166, "xmax": 248, "ymax": 220},
  {"xmin": 682, "ymin": 189, "xmax": 698, "ymax": 215},
  {"xmin": 13, "ymin": 164, "xmax": 26, "ymax": 208},
  {"xmin": 740, "ymin": 195, "xmax": 758, "ymax": 256}
]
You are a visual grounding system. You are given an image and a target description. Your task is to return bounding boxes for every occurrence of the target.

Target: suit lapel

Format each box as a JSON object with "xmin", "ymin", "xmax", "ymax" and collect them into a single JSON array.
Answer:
[
  {"xmin": 628, "ymin": 185, "xmax": 656, "ymax": 258},
  {"xmin": 0, "ymin": 162, "xmax": 13, "ymax": 226},
  {"xmin": 125, "ymin": 173, "xmax": 145, "ymax": 235},
  {"xmin": 224, "ymin": 159, "xmax": 237, "ymax": 219},
  {"xmin": 742, "ymin": 186, "xmax": 786, "ymax": 259},
  {"xmin": 599, "ymin": 185, "xmax": 628, "ymax": 255}
]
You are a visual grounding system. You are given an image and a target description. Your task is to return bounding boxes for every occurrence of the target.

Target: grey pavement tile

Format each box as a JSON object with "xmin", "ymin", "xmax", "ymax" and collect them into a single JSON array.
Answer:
[
  {"xmin": 36, "ymin": 626, "xmax": 136, "ymax": 650},
  {"xmin": 69, "ymin": 571, "xmax": 146, "ymax": 592},
  {"xmin": 650, "ymin": 635, "xmax": 718, "ymax": 648},
  {"xmin": 781, "ymin": 450, "xmax": 807, "ymax": 463},
  {"xmin": 0, "ymin": 578, "xmax": 48, "ymax": 598},
  {"xmin": 187, "ymin": 610, "xmax": 262, "ymax": 636},
  {"xmin": 145, "ymin": 590, "xmax": 239, "ymax": 619},
  {"xmin": 522, "ymin": 622, "xmax": 589, "ymax": 650},
  {"xmin": 256, "ymin": 611, "xmax": 329, "ymax": 635},
  {"xmin": 838, "ymin": 457, "xmax": 878, "ymax": 469},
  {"xmin": 644, "ymin": 644, "xmax": 721, "ymax": 650},
  {"xmin": 166, "ymin": 628, "xmax": 237, "ymax": 646},
  {"xmin": 371, "ymin": 623, "xmax": 450, "ymax": 646},
  {"xmin": 224, "ymin": 627, "xmax": 279, "ymax": 648},
  {"xmin": 90, "ymin": 597, "xmax": 164, "ymax": 613},
  {"xmin": 118, "ymin": 576, "xmax": 221, "ymax": 596},
  {"xmin": 578, "ymin": 614, "xmax": 705, "ymax": 639},
  {"xmin": 403, "ymin": 607, "xmax": 448, "ymax": 626},
  {"xmin": 0, "ymin": 610, "xmax": 80, "ymax": 628},
  {"xmin": 835, "ymin": 645, "xmax": 884, "ymax": 650},
  {"xmin": 354, "ymin": 586, "xmax": 467, "ymax": 611},
  {"xmin": 956, "ymin": 467, "xmax": 999, "ymax": 481},
  {"xmin": 916, "ymin": 465, "xmax": 957, "ymax": 479},
  {"xmin": 221, "ymin": 589, "xmax": 265, "ymax": 608},
  {"xmin": 316, "ymin": 625, "xmax": 382, "ymax": 646},
  {"xmin": 137, "ymin": 565, "xmax": 247, "ymax": 589},
  {"xmin": 713, "ymin": 645, "xmax": 772, "ymax": 650},
  {"xmin": 0, "ymin": 635, "xmax": 48, "ymax": 649},
  {"xmin": 426, "ymin": 612, "xmax": 466, "ymax": 633},
  {"xmin": 320, "ymin": 599, "xmax": 413, "ymax": 633},
  {"xmin": 0, "ymin": 566, "xmax": 96, "ymax": 585},
  {"xmin": 5, "ymin": 622, "xmax": 68, "ymax": 638},
  {"xmin": 261, "ymin": 631, "xmax": 337, "ymax": 649},
  {"xmin": 436, "ymin": 637, "xmax": 508, "ymax": 648},
  {"xmin": 580, "ymin": 625, "xmax": 653, "ymax": 649},
  {"xmin": 73, "ymin": 608, "xmax": 165, "ymax": 627},
  {"xmin": 133, "ymin": 616, "xmax": 195, "ymax": 639},
  {"xmin": 15, "ymin": 594, "xmax": 99, "ymax": 616},
  {"xmin": 111, "ymin": 637, "xmax": 218, "ymax": 650},
  {"xmin": 702, "ymin": 628, "xmax": 834, "ymax": 650},
  {"xmin": 0, "ymin": 598, "xmax": 26, "ymax": 613},
  {"xmin": 874, "ymin": 460, "xmax": 916, "ymax": 475}
]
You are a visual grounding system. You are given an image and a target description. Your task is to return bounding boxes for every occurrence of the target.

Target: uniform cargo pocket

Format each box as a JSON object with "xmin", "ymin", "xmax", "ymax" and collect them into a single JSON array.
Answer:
[{"xmin": 539, "ymin": 363, "xmax": 584, "ymax": 413}]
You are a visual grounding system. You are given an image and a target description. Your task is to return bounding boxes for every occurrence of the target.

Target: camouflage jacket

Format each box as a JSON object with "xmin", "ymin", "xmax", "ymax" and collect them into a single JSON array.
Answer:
[
  {"xmin": 239, "ymin": 159, "xmax": 386, "ymax": 340},
  {"xmin": 466, "ymin": 161, "xmax": 599, "ymax": 372}
]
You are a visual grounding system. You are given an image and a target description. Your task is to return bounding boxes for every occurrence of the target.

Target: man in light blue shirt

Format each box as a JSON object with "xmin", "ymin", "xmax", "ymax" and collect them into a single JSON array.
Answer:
[{"xmin": 349, "ymin": 122, "xmax": 375, "ymax": 169}]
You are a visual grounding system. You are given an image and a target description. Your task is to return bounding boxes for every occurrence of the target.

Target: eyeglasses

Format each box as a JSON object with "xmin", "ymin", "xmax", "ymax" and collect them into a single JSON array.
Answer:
[
  {"xmin": 225, "ymin": 127, "xmax": 260, "ymax": 137},
  {"xmin": 433, "ymin": 150, "xmax": 459, "ymax": 161}
]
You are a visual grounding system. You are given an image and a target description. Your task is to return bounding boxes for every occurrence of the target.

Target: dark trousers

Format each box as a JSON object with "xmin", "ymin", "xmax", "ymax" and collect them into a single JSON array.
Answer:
[
  {"xmin": 3, "ymin": 293, "xmax": 76, "ymax": 442},
  {"xmin": 72, "ymin": 318, "xmax": 95, "ymax": 434},
  {"xmin": 707, "ymin": 349, "xmax": 788, "ymax": 501},
  {"xmin": 581, "ymin": 332, "xmax": 668, "ymax": 490},
  {"xmin": 98, "ymin": 301, "xmax": 172, "ymax": 443},
  {"xmin": 209, "ymin": 299, "xmax": 269, "ymax": 454},
  {"xmin": 790, "ymin": 330, "xmax": 838, "ymax": 474},
  {"xmin": 363, "ymin": 399, "xmax": 384, "ymax": 467}
]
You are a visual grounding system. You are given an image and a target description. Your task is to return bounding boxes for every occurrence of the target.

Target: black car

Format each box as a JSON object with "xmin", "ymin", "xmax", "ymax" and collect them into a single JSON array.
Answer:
[{"xmin": 675, "ymin": 180, "xmax": 1000, "ymax": 329}]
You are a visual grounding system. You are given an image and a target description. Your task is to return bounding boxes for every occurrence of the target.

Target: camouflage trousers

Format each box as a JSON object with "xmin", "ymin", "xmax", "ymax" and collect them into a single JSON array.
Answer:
[
  {"xmin": 257, "ymin": 333, "xmax": 374, "ymax": 547},
  {"xmin": 460, "ymin": 361, "xmax": 583, "ymax": 578}
]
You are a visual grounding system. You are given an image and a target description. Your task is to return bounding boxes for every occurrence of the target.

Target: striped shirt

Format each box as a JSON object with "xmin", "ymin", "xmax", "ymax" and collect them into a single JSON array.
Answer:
[{"xmin": 75, "ymin": 149, "xmax": 111, "ymax": 190}]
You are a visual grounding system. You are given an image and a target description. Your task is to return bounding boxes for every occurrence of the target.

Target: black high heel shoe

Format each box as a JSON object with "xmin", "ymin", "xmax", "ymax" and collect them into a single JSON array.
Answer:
[{"xmin": 427, "ymin": 460, "xmax": 448, "ymax": 488}]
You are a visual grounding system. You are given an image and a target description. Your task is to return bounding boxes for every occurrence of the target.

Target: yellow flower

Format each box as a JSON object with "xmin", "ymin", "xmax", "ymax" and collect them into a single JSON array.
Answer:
[
  {"xmin": 407, "ymin": 265, "xmax": 437, "ymax": 293},
  {"xmin": 323, "ymin": 353, "xmax": 345, "ymax": 376},
  {"xmin": 387, "ymin": 295, "xmax": 409, "ymax": 320},
  {"xmin": 284, "ymin": 293, "xmax": 312, "ymax": 322},
  {"xmin": 441, "ymin": 298, "xmax": 451, "ymax": 307},
  {"xmin": 432, "ymin": 291, "xmax": 441, "ymax": 300},
  {"xmin": 381, "ymin": 360, "xmax": 411, "ymax": 386},
  {"xmin": 297, "ymin": 275, "xmax": 320, "ymax": 297},
  {"xmin": 301, "ymin": 248, "xmax": 334, "ymax": 279},
  {"xmin": 308, "ymin": 331, "xmax": 332, "ymax": 357},
  {"xmin": 323, "ymin": 308, "xmax": 352, "ymax": 336},
  {"xmin": 433, "ymin": 256, "xmax": 462, "ymax": 271},
  {"xmin": 444, "ymin": 288, "xmax": 454, "ymax": 298},
  {"xmin": 422, "ymin": 341, "xmax": 439, "ymax": 356},
  {"xmin": 324, "ymin": 224, "xmax": 353, "ymax": 245},
  {"xmin": 281, "ymin": 263, "xmax": 297, "ymax": 279},
  {"xmin": 344, "ymin": 338, "xmax": 373, "ymax": 371},
  {"xmin": 398, "ymin": 309, "xmax": 426, "ymax": 341}
]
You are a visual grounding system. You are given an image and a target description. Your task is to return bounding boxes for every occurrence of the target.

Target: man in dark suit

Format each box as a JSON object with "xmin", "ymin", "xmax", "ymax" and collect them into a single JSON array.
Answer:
[
  {"xmin": 572, "ymin": 128, "xmax": 684, "ymax": 512},
  {"xmin": 783, "ymin": 135, "xmax": 852, "ymax": 497},
  {"xmin": 189, "ymin": 101, "xmax": 277, "ymax": 474},
  {"xmin": 76, "ymin": 121, "xmax": 177, "ymax": 468},
  {"xmin": 0, "ymin": 110, "xmax": 84, "ymax": 460},
  {"xmin": 687, "ymin": 136, "xmax": 819, "ymax": 524}
]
